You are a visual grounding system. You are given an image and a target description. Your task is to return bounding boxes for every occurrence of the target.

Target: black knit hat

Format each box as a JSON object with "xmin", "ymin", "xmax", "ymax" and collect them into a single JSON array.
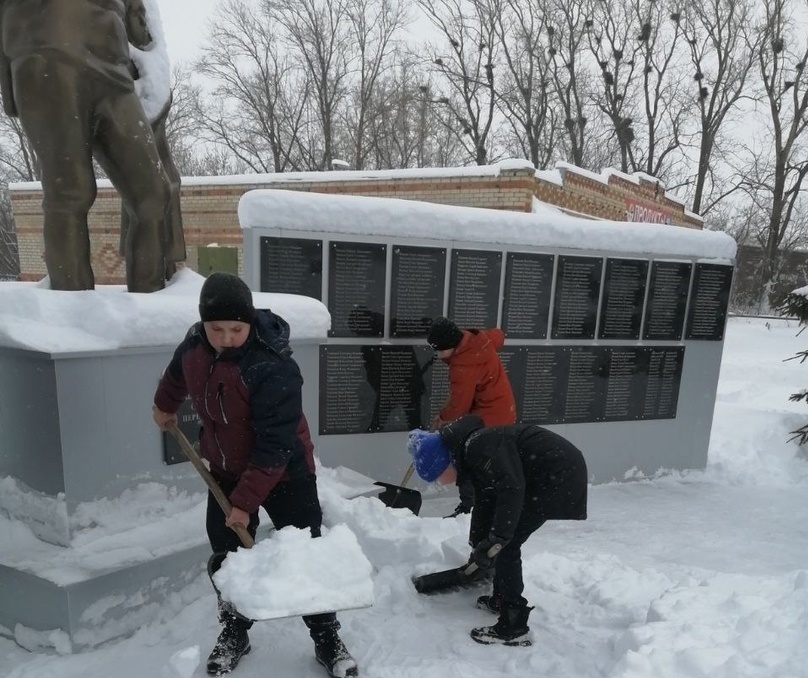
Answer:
[
  {"xmin": 199, "ymin": 272, "xmax": 256, "ymax": 324},
  {"xmin": 427, "ymin": 317, "xmax": 463, "ymax": 351}
]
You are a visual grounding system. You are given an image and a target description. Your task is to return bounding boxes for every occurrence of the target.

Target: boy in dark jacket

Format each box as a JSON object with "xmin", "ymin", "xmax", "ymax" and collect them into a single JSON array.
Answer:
[
  {"xmin": 153, "ymin": 273, "xmax": 358, "ymax": 678},
  {"xmin": 408, "ymin": 415, "xmax": 588, "ymax": 646},
  {"xmin": 426, "ymin": 317, "xmax": 517, "ymax": 516}
]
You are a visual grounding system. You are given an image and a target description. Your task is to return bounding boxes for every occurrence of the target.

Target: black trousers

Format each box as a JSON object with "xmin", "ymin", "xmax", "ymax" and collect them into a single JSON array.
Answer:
[
  {"xmin": 491, "ymin": 488, "xmax": 546, "ymax": 608},
  {"xmin": 206, "ymin": 474, "xmax": 338, "ymax": 635}
]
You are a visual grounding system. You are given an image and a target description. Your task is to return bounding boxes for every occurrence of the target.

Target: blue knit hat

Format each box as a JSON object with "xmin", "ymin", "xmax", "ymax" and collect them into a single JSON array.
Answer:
[{"xmin": 407, "ymin": 429, "xmax": 452, "ymax": 482}]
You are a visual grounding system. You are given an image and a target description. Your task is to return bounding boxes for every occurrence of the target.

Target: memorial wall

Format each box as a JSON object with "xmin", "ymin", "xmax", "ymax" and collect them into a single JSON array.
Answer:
[{"xmin": 253, "ymin": 234, "xmax": 733, "ymax": 437}]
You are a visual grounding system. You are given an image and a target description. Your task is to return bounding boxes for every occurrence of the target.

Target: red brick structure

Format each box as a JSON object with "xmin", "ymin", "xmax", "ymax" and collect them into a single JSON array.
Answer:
[{"xmin": 10, "ymin": 160, "xmax": 702, "ymax": 284}]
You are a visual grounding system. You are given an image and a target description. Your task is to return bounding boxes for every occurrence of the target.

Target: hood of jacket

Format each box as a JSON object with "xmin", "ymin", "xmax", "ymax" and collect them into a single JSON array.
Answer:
[
  {"xmin": 440, "ymin": 414, "xmax": 485, "ymax": 456},
  {"xmin": 253, "ymin": 308, "xmax": 293, "ymax": 357},
  {"xmin": 447, "ymin": 328, "xmax": 505, "ymax": 367}
]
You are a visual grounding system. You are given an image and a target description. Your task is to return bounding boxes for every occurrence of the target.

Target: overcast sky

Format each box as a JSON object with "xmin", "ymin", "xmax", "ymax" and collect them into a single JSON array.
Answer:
[{"xmin": 157, "ymin": 0, "xmax": 221, "ymax": 67}]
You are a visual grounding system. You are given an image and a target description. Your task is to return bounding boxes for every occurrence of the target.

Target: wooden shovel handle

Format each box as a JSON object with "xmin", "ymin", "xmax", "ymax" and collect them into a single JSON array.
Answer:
[
  {"xmin": 167, "ymin": 423, "xmax": 254, "ymax": 548},
  {"xmin": 400, "ymin": 463, "xmax": 416, "ymax": 488}
]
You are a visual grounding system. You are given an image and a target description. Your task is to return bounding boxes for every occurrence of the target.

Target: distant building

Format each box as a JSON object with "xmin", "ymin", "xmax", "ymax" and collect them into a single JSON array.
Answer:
[{"xmin": 9, "ymin": 160, "xmax": 702, "ymax": 284}]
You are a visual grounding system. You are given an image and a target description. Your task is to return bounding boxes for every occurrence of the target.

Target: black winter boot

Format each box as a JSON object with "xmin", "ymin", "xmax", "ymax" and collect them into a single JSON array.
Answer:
[
  {"xmin": 312, "ymin": 628, "xmax": 359, "ymax": 677},
  {"xmin": 470, "ymin": 604, "xmax": 533, "ymax": 647},
  {"xmin": 206, "ymin": 621, "xmax": 251, "ymax": 675},
  {"xmin": 476, "ymin": 594, "xmax": 502, "ymax": 614}
]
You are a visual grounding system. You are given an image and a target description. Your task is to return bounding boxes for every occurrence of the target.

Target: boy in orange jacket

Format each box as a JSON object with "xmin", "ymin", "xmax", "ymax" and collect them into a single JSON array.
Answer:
[{"xmin": 427, "ymin": 317, "xmax": 516, "ymax": 515}]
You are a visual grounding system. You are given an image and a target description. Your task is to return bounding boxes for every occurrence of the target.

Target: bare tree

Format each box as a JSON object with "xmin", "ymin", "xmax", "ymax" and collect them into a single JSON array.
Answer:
[
  {"xmin": 267, "ymin": 0, "xmax": 352, "ymax": 170},
  {"xmin": 196, "ymin": 0, "xmax": 309, "ymax": 172},
  {"xmin": 417, "ymin": 0, "xmax": 498, "ymax": 165},
  {"xmin": 627, "ymin": 0, "xmax": 688, "ymax": 181},
  {"xmin": 739, "ymin": 0, "xmax": 808, "ymax": 307},
  {"xmin": 0, "ymin": 114, "xmax": 38, "ymax": 280},
  {"xmin": 679, "ymin": 0, "xmax": 758, "ymax": 214},
  {"xmin": 339, "ymin": 0, "xmax": 409, "ymax": 169},
  {"xmin": 584, "ymin": 0, "xmax": 643, "ymax": 171},
  {"xmin": 489, "ymin": 0, "xmax": 557, "ymax": 169},
  {"xmin": 542, "ymin": 0, "xmax": 601, "ymax": 168},
  {"xmin": 365, "ymin": 59, "xmax": 465, "ymax": 168}
]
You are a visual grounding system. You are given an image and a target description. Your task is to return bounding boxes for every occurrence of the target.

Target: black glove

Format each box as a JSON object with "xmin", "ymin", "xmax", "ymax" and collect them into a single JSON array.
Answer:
[{"xmin": 470, "ymin": 536, "xmax": 507, "ymax": 570}]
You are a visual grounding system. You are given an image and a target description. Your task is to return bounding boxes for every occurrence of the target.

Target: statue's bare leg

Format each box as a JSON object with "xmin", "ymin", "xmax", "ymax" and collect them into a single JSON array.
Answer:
[{"xmin": 11, "ymin": 56, "xmax": 96, "ymax": 290}]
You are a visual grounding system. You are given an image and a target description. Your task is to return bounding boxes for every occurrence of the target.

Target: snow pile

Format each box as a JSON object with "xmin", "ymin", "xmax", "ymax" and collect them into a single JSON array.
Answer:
[
  {"xmin": 0, "ymin": 268, "xmax": 329, "ymax": 354},
  {"xmin": 213, "ymin": 525, "xmax": 374, "ymax": 620}
]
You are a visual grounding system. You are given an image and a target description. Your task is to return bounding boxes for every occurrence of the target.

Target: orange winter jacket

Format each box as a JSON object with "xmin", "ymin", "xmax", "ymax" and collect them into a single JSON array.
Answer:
[{"xmin": 437, "ymin": 328, "xmax": 517, "ymax": 426}]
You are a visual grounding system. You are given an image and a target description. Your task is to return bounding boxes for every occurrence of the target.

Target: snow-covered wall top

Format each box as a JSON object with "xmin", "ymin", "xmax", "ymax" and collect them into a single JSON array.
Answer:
[
  {"xmin": 0, "ymin": 269, "xmax": 330, "ymax": 355},
  {"xmin": 7, "ymin": 159, "xmax": 697, "ymax": 225},
  {"xmin": 238, "ymin": 190, "xmax": 735, "ymax": 261}
]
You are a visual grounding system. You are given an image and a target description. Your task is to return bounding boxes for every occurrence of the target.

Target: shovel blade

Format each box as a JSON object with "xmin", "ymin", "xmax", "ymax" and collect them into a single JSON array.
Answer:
[
  {"xmin": 374, "ymin": 481, "xmax": 422, "ymax": 515},
  {"xmin": 412, "ymin": 565, "xmax": 488, "ymax": 595}
]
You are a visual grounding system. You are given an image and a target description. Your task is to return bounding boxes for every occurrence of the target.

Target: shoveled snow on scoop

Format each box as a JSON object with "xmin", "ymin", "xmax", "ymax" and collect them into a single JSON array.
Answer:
[{"xmin": 213, "ymin": 524, "xmax": 374, "ymax": 620}]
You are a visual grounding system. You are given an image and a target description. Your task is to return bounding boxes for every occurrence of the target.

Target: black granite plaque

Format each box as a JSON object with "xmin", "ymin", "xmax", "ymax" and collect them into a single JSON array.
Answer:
[
  {"xmin": 640, "ymin": 347, "xmax": 685, "ymax": 419},
  {"xmin": 603, "ymin": 347, "xmax": 648, "ymax": 421},
  {"xmin": 319, "ymin": 345, "xmax": 378, "ymax": 434},
  {"xmin": 685, "ymin": 264, "xmax": 733, "ymax": 341},
  {"xmin": 162, "ymin": 396, "xmax": 200, "ymax": 465},
  {"xmin": 390, "ymin": 246, "xmax": 446, "ymax": 338},
  {"xmin": 372, "ymin": 346, "xmax": 431, "ymax": 432},
  {"xmin": 599, "ymin": 258, "xmax": 648, "ymax": 340},
  {"xmin": 643, "ymin": 261, "xmax": 692, "ymax": 341},
  {"xmin": 502, "ymin": 253, "xmax": 555, "ymax": 339},
  {"xmin": 328, "ymin": 241, "xmax": 387, "ymax": 338},
  {"xmin": 551, "ymin": 256, "xmax": 603, "ymax": 339},
  {"xmin": 259, "ymin": 236, "xmax": 322, "ymax": 299},
  {"xmin": 562, "ymin": 347, "xmax": 608, "ymax": 422},
  {"xmin": 519, "ymin": 347, "xmax": 568, "ymax": 425},
  {"xmin": 448, "ymin": 249, "xmax": 502, "ymax": 328}
]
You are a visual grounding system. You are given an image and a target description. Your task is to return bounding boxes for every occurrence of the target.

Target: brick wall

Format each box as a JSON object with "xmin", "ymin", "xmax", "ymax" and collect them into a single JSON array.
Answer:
[{"xmin": 11, "ymin": 163, "xmax": 701, "ymax": 284}]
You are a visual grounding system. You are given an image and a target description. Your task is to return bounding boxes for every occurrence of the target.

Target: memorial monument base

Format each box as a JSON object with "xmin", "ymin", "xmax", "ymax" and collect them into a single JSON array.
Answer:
[{"xmin": 0, "ymin": 344, "xmax": 210, "ymax": 651}]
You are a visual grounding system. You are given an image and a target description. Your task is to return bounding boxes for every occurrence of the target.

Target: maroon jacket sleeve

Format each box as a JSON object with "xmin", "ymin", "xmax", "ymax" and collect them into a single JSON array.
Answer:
[{"xmin": 153, "ymin": 344, "xmax": 188, "ymax": 414}]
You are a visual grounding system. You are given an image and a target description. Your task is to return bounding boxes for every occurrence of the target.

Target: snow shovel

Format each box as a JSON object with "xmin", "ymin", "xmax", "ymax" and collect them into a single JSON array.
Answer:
[
  {"xmin": 167, "ymin": 424, "xmax": 373, "ymax": 623},
  {"xmin": 374, "ymin": 463, "xmax": 422, "ymax": 515},
  {"xmin": 412, "ymin": 543, "xmax": 503, "ymax": 595}
]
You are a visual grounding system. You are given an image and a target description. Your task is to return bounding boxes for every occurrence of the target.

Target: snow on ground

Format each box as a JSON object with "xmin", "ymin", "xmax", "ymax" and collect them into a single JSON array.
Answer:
[{"xmin": 2, "ymin": 316, "xmax": 808, "ymax": 678}]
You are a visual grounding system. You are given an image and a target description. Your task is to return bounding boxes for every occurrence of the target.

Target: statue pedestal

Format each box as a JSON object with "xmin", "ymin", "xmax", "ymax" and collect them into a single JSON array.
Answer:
[{"xmin": 0, "ymin": 344, "xmax": 209, "ymax": 651}]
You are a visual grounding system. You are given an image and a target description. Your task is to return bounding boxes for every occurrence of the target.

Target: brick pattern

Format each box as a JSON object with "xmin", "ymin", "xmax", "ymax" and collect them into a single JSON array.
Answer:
[{"xmin": 12, "ymin": 166, "xmax": 700, "ymax": 284}]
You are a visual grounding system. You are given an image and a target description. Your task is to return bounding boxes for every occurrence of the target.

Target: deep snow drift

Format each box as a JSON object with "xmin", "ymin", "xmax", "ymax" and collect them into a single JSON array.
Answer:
[{"xmin": 2, "ymin": 316, "xmax": 807, "ymax": 678}]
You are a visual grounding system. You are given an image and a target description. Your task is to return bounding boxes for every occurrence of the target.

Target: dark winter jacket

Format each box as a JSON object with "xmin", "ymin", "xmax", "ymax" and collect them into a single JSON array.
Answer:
[
  {"xmin": 154, "ymin": 310, "xmax": 315, "ymax": 514},
  {"xmin": 440, "ymin": 415, "xmax": 588, "ymax": 545},
  {"xmin": 438, "ymin": 328, "xmax": 516, "ymax": 426}
]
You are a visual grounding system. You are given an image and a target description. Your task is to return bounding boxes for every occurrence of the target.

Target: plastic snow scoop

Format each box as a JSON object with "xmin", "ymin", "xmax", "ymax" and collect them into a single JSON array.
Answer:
[
  {"xmin": 373, "ymin": 462, "xmax": 422, "ymax": 515},
  {"xmin": 168, "ymin": 424, "xmax": 374, "ymax": 623},
  {"xmin": 210, "ymin": 525, "xmax": 375, "ymax": 622},
  {"xmin": 167, "ymin": 423, "xmax": 254, "ymax": 548},
  {"xmin": 412, "ymin": 543, "xmax": 503, "ymax": 595}
]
